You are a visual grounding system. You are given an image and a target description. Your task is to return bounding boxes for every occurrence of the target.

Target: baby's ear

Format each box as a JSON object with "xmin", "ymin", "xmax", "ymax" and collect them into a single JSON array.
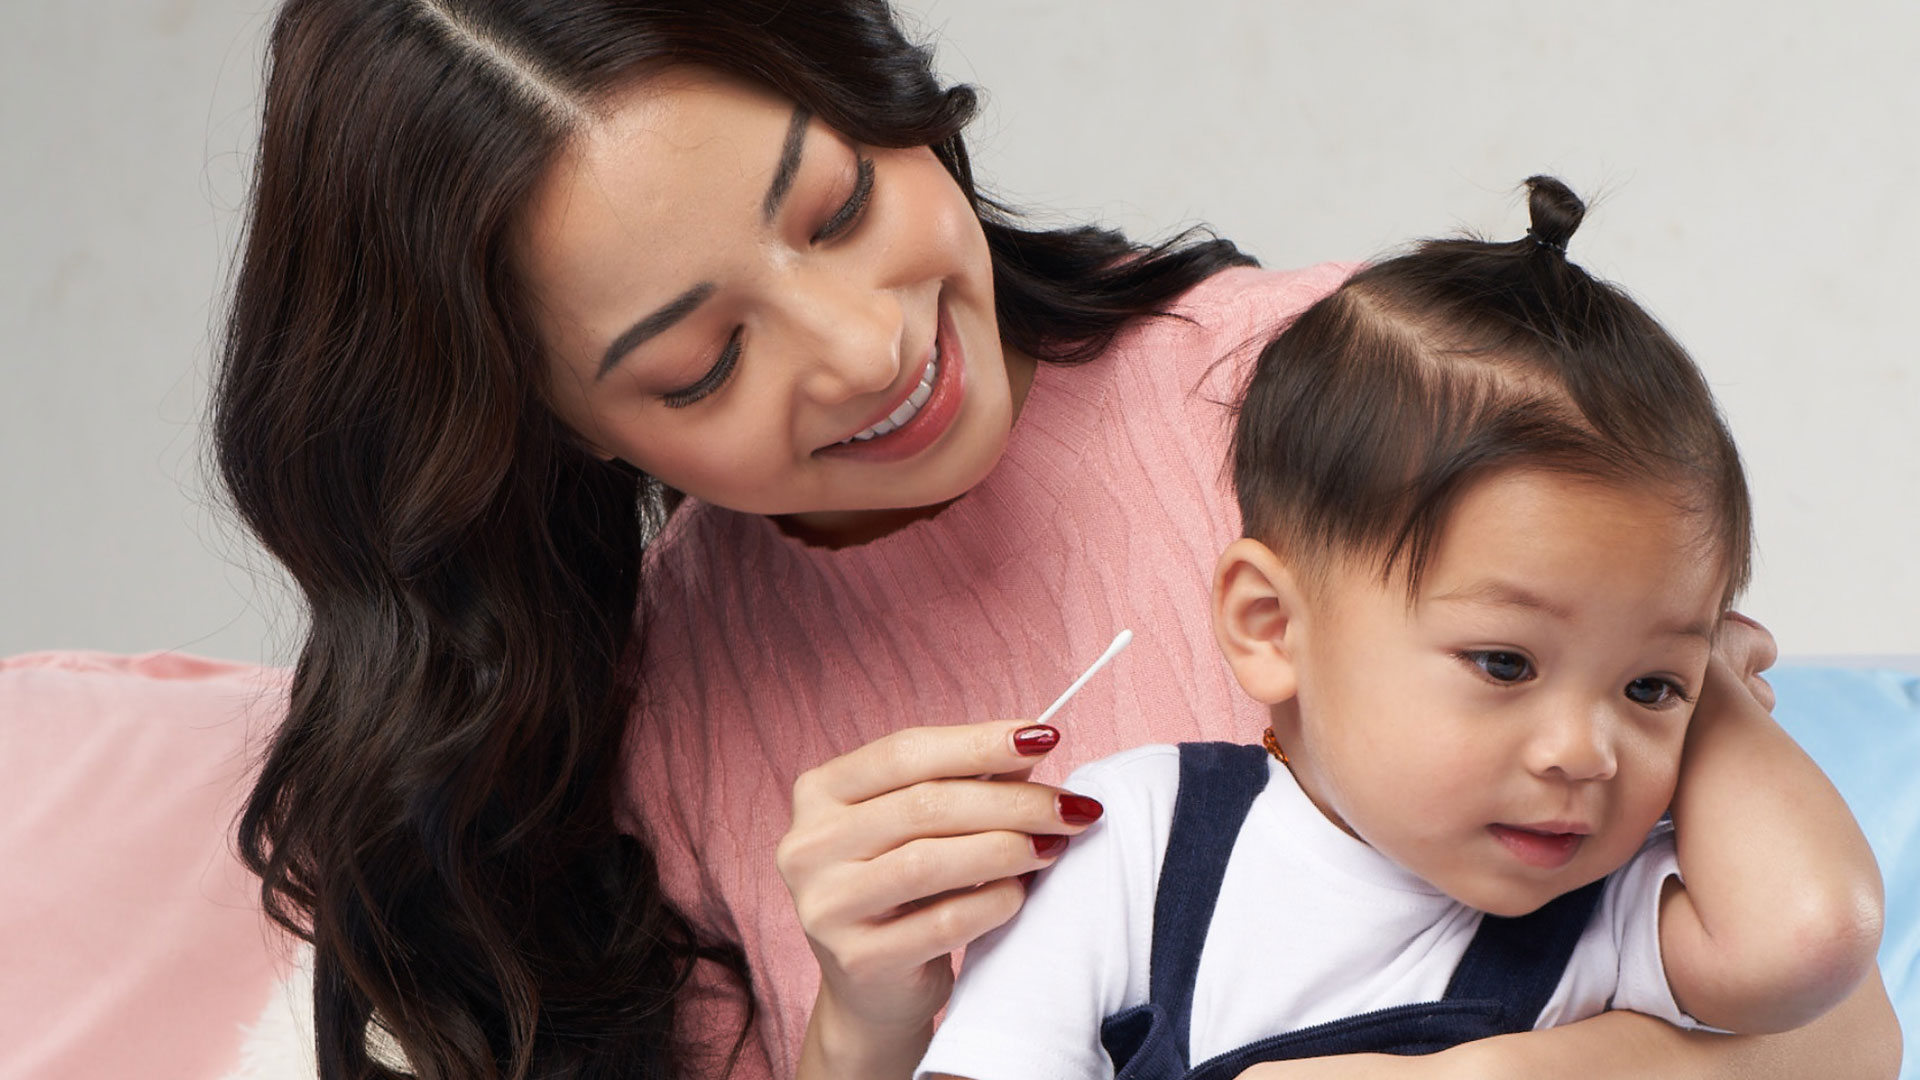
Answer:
[{"xmin": 1212, "ymin": 538, "xmax": 1305, "ymax": 704}]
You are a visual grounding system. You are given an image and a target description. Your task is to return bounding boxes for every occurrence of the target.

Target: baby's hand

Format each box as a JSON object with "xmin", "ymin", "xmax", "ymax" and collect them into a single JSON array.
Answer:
[
  {"xmin": 1713, "ymin": 610, "xmax": 1778, "ymax": 710},
  {"xmin": 1662, "ymin": 655, "xmax": 1883, "ymax": 1032}
]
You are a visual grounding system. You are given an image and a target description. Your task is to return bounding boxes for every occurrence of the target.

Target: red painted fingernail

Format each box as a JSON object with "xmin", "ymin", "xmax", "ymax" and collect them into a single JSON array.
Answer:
[
  {"xmin": 1058, "ymin": 794, "xmax": 1105, "ymax": 826},
  {"xmin": 1019, "ymin": 870, "xmax": 1038, "ymax": 889},
  {"xmin": 1013, "ymin": 724, "xmax": 1060, "ymax": 756},
  {"xmin": 1031, "ymin": 833, "xmax": 1069, "ymax": 859}
]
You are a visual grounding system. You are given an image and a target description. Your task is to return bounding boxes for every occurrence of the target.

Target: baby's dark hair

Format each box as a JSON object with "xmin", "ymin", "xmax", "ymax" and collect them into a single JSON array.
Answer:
[{"xmin": 1233, "ymin": 176, "xmax": 1751, "ymax": 607}]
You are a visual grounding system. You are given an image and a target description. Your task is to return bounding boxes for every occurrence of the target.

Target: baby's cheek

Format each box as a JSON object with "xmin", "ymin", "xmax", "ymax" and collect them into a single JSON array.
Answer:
[
  {"xmin": 1377, "ymin": 767, "xmax": 1483, "ymax": 843},
  {"xmin": 1650, "ymin": 744, "xmax": 1687, "ymax": 800},
  {"xmin": 1612, "ymin": 763, "xmax": 1682, "ymax": 845}
]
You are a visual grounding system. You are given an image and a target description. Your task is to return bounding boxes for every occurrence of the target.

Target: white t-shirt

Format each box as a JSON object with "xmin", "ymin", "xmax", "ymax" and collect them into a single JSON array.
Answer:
[{"xmin": 917, "ymin": 744, "xmax": 1696, "ymax": 1080}]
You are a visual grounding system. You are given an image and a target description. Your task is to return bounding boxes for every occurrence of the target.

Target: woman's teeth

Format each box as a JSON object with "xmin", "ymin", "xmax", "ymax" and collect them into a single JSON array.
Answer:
[{"xmin": 842, "ymin": 349, "xmax": 939, "ymax": 443}]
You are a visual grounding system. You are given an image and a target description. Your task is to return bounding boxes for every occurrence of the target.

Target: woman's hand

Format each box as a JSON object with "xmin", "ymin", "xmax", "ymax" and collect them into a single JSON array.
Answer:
[{"xmin": 781, "ymin": 719, "xmax": 1103, "ymax": 1078}]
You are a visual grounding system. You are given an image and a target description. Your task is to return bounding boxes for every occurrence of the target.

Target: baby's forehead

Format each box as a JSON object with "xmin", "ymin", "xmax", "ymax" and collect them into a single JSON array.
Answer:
[
  {"xmin": 1399, "ymin": 469, "xmax": 1732, "ymax": 618},
  {"xmin": 1434, "ymin": 467, "xmax": 1726, "ymax": 539}
]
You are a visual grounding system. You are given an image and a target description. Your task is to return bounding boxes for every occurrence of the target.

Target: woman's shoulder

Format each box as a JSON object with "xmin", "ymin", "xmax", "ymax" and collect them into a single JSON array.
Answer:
[
  {"xmin": 636, "ymin": 498, "xmax": 765, "ymax": 671},
  {"xmin": 1150, "ymin": 261, "xmax": 1359, "ymax": 348},
  {"xmin": 640, "ymin": 494, "xmax": 774, "ymax": 588},
  {"xmin": 1166, "ymin": 262, "xmax": 1360, "ymax": 326},
  {"xmin": 1066, "ymin": 263, "xmax": 1354, "ymax": 453},
  {"xmin": 1101, "ymin": 262, "xmax": 1359, "ymax": 395}
]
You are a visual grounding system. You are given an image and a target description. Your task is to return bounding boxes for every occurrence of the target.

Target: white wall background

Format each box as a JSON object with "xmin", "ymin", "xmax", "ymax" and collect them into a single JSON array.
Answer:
[{"xmin": 3, "ymin": 1, "xmax": 1916, "ymax": 664}]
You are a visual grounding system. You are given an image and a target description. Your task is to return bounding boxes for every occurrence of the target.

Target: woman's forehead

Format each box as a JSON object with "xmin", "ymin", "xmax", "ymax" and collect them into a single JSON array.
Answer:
[
  {"xmin": 584, "ymin": 67, "xmax": 793, "ymax": 173},
  {"xmin": 528, "ymin": 67, "xmax": 795, "ymax": 256},
  {"xmin": 517, "ymin": 69, "xmax": 799, "ymax": 362}
]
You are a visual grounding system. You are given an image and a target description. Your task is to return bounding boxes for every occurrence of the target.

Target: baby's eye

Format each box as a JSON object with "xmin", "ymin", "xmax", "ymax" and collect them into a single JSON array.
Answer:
[
  {"xmin": 1624, "ymin": 676, "xmax": 1688, "ymax": 707},
  {"xmin": 1462, "ymin": 650, "xmax": 1533, "ymax": 684}
]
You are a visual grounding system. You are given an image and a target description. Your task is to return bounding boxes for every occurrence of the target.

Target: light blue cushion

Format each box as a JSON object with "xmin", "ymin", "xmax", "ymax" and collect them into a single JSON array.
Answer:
[{"xmin": 1772, "ymin": 666, "xmax": 1920, "ymax": 1074}]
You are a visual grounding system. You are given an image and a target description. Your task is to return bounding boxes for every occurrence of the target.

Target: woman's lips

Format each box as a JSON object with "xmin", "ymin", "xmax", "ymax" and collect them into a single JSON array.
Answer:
[
  {"xmin": 837, "ymin": 336, "xmax": 938, "ymax": 443},
  {"xmin": 1487, "ymin": 823, "xmax": 1586, "ymax": 869},
  {"xmin": 815, "ymin": 298, "xmax": 964, "ymax": 463}
]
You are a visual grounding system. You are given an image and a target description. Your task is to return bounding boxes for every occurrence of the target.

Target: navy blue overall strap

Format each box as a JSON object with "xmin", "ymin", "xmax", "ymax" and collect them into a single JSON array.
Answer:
[
  {"xmin": 1146, "ymin": 741, "xmax": 1275, "ymax": 1066},
  {"xmin": 1442, "ymin": 873, "xmax": 1609, "ymax": 1028},
  {"xmin": 1177, "ymin": 857, "xmax": 1614, "ymax": 1077}
]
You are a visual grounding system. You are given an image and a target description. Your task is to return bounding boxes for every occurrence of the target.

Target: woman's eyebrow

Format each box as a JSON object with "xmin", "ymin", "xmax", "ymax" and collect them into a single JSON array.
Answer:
[
  {"xmin": 762, "ymin": 105, "xmax": 812, "ymax": 222},
  {"xmin": 597, "ymin": 281, "xmax": 716, "ymax": 380},
  {"xmin": 597, "ymin": 105, "xmax": 812, "ymax": 381}
]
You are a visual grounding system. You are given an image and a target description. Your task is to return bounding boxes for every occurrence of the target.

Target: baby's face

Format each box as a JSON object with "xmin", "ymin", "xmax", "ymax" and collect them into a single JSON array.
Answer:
[{"xmin": 1280, "ymin": 469, "xmax": 1728, "ymax": 917}]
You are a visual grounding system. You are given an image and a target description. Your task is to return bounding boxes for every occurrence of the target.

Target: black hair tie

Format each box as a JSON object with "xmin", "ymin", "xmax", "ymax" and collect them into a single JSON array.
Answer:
[{"xmin": 1526, "ymin": 229, "xmax": 1568, "ymax": 255}]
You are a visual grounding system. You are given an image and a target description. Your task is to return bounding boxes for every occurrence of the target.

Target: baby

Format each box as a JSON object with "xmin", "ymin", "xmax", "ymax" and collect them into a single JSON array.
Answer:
[{"xmin": 918, "ymin": 178, "xmax": 1884, "ymax": 1080}]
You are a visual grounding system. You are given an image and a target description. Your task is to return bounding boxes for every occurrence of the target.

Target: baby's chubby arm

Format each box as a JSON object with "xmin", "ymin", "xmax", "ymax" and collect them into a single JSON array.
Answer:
[{"xmin": 1657, "ymin": 654, "xmax": 1885, "ymax": 1032}]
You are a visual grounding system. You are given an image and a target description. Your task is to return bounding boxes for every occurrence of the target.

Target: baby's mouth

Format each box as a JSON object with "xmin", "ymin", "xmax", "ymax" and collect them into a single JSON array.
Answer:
[{"xmin": 1487, "ymin": 823, "xmax": 1587, "ymax": 869}]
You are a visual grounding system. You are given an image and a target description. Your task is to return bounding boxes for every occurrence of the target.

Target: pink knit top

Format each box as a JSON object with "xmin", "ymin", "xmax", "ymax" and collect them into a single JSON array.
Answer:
[{"xmin": 623, "ymin": 264, "xmax": 1352, "ymax": 1075}]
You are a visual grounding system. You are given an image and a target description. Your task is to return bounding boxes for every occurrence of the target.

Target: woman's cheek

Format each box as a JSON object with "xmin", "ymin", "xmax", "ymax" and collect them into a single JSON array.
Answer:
[
  {"xmin": 888, "ymin": 151, "xmax": 984, "ymax": 274},
  {"xmin": 638, "ymin": 416, "xmax": 780, "ymax": 509}
]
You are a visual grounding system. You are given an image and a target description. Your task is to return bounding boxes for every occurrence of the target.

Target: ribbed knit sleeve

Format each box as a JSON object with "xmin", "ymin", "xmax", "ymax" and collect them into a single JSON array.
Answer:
[{"xmin": 621, "ymin": 264, "xmax": 1353, "ymax": 1074}]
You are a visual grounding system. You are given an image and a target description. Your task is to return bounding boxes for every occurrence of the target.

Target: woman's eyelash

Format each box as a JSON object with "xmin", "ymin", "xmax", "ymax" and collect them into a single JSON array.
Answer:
[
  {"xmin": 661, "ymin": 329, "xmax": 742, "ymax": 408},
  {"xmin": 811, "ymin": 156, "xmax": 874, "ymax": 243},
  {"xmin": 655, "ymin": 156, "xmax": 871, "ymax": 409}
]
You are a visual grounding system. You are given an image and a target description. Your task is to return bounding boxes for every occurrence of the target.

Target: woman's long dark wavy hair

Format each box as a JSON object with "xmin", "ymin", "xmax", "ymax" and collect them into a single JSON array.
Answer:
[{"xmin": 215, "ymin": 2, "xmax": 1253, "ymax": 1077}]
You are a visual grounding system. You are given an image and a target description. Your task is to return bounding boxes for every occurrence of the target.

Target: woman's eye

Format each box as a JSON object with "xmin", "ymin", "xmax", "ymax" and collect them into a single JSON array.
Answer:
[
  {"xmin": 1624, "ymin": 676, "xmax": 1689, "ymax": 707},
  {"xmin": 661, "ymin": 330, "xmax": 742, "ymax": 409},
  {"xmin": 811, "ymin": 156, "xmax": 874, "ymax": 244},
  {"xmin": 1463, "ymin": 650, "xmax": 1533, "ymax": 684}
]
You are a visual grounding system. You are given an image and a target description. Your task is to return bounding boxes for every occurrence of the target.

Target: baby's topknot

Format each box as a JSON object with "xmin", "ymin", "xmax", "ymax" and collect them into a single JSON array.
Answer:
[
  {"xmin": 1524, "ymin": 175, "xmax": 1585, "ymax": 255},
  {"xmin": 1232, "ymin": 173, "xmax": 1752, "ymax": 609}
]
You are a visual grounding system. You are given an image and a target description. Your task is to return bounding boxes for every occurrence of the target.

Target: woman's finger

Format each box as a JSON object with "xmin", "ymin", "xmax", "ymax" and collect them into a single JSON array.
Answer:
[
  {"xmin": 782, "ymin": 777, "xmax": 1101, "ymax": 868},
  {"xmin": 792, "ymin": 719, "xmax": 1059, "ymax": 810},
  {"xmin": 796, "ymin": 828, "xmax": 1069, "ymax": 930},
  {"xmin": 826, "ymin": 876, "xmax": 1030, "ymax": 986}
]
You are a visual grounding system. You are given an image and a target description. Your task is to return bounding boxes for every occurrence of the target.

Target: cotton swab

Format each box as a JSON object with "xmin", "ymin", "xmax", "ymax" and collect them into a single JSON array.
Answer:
[{"xmin": 1034, "ymin": 629, "xmax": 1133, "ymax": 725}]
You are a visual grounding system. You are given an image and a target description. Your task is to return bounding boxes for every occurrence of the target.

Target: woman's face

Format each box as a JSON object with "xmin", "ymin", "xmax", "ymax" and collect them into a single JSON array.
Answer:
[{"xmin": 519, "ymin": 68, "xmax": 1031, "ymax": 541}]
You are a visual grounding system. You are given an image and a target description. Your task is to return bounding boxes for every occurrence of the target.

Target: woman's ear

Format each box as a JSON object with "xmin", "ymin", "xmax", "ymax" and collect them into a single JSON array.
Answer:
[{"xmin": 1212, "ymin": 537, "xmax": 1306, "ymax": 705}]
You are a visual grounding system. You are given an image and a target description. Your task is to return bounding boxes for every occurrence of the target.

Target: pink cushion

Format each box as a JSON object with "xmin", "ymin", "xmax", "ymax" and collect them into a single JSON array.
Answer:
[{"xmin": 0, "ymin": 651, "xmax": 293, "ymax": 1080}]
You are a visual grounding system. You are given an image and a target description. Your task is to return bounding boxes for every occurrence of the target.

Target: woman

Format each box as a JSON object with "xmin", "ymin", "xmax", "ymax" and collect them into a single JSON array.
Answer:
[{"xmin": 214, "ymin": 1, "xmax": 1899, "ymax": 1078}]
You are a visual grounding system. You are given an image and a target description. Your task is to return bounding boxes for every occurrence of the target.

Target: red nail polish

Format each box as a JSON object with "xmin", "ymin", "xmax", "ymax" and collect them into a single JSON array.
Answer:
[
  {"xmin": 1013, "ymin": 724, "xmax": 1060, "ymax": 756},
  {"xmin": 1058, "ymin": 794, "xmax": 1104, "ymax": 826},
  {"xmin": 1031, "ymin": 834, "xmax": 1068, "ymax": 859},
  {"xmin": 1019, "ymin": 870, "xmax": 1038, "ymax": 889}
]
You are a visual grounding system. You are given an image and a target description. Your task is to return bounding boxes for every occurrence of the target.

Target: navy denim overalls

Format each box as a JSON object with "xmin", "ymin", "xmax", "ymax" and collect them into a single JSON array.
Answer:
[{"xmin": 1099, "ymin": 742, "xmax": 1607, "ymax": 1080}]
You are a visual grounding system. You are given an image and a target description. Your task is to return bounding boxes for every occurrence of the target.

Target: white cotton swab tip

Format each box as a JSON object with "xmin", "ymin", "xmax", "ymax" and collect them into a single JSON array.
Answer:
[{"xmin": 1034, "ymin": 629, "xmax": 1133, "ymax": 726}]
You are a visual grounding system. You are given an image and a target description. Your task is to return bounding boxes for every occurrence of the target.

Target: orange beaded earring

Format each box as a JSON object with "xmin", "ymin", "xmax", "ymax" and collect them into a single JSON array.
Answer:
[{"xmin": 1261, "ymin": 725, "xmax": 1290, "ymax": 765}]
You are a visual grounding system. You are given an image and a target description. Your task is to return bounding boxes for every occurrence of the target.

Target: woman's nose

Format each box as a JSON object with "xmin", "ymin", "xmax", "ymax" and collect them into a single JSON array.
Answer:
[
  {"xmin": 1525, "ymin": 704, "xmax": 1618, "ymax": 783},
  {"xmin": 783, "ymin": 271, "xmax": 903, "ymax": 404}
]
